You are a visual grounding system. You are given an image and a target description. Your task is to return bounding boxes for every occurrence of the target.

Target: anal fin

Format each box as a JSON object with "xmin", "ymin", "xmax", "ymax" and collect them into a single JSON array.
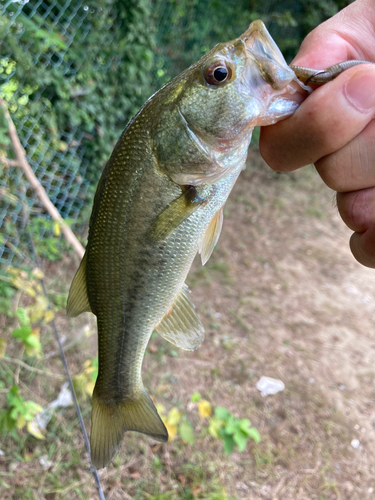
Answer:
[
  {"xmin": 155, "ymin": 284, "xmax": 204, "ymax": 350},
  {"xmin": 199, "ymin": 207, "xmax": 223, "ymax": 266},
  {"xmin": 66, "ymin": 252, "xmax": 92, "ymax": 317}
]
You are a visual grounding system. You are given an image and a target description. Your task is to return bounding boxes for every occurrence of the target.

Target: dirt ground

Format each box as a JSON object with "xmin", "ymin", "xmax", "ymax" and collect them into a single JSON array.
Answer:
[
  {"xmin": 173, "ymin": 150, "xmax": 375, "ymax": 499},
  {"xmin": 2, "ymin": 149, "xmax": 375, "ymax": 500}
]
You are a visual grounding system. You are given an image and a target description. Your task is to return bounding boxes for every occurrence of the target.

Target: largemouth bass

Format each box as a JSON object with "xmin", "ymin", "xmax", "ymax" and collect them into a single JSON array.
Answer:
[{"xmin": 66, "ymin": 20, "xmax": 363, "ymax": 469}]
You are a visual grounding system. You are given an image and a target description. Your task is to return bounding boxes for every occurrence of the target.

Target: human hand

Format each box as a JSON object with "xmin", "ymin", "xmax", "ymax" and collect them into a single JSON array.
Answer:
[{"xmin": 259, "ymin": 0, "xmax": 375, "ymax": 268}]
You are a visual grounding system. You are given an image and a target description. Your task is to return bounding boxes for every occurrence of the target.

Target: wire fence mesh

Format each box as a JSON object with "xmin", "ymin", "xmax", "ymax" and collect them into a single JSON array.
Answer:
[{"xmin": 0, "ymin": 0, "xmax": 124, "ymax": 266}]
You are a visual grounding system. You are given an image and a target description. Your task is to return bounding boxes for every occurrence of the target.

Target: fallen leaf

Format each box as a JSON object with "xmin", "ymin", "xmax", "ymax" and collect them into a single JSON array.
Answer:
[
  {"xmin": 165, "ymin": 422, "xmax": 177, "ymax": 441},
  {"xmin": 178, "ymin": 474, "xmax": 186, "ymax": 486},
  {"xmin": 198, "ymin": 400, "xmax": 212, "ymax": 418},
  {"xmin": 179, "ymin": 420, "xmax": 195, "ymax": 445},
  {"xmin": 148, "ymin": 344, "xmax": 158, "ymax": 354},
  {"xmin": 44, "ymin": 310, "xmax": 55, "ymax": 323},
  {"xmin": 0, "ymin": 338, "xmax": 7, "ymax": 357},
  {"xmin": 16, "ymin": 414, "xmax": 26, "ymax": 429},
  {"xmin": 27, "ymin": 420, "xmax": 45, "ymax": 440},
  {"xmin": 192, "ymin": 484, "xmax": 202, "ymax": 497},
  {"xmin": 24, "ymin": 286, "xmax": 36, "ymax": 298},
  {"xmin": 32, "ymin": 268, "xmax": 44, "ymax": 280},
  {"xmin": 167, "ymin": 407, "xmax": 182, "ymax": 425},
  {"xmin": 53, "ymin": 221, "xmax": 61, "ymax": 236}
]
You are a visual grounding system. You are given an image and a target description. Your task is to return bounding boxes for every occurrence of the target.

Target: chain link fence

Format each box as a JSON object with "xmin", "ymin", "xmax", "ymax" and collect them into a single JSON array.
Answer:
[{"xmin": 0, "ymin": 0, "xmax": 127, "ymax": 266}]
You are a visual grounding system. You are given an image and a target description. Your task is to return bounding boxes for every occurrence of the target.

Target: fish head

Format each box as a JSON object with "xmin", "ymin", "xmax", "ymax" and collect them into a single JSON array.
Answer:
[{"xmin": 153, "ymin": 20, "xmax": 307, "ymax": 185}]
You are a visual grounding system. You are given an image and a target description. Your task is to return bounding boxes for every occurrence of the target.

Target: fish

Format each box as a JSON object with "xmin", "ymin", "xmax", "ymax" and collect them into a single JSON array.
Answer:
[{"xmin": 66, "ymin": 20, "xmax": 332, "ymax": 469}]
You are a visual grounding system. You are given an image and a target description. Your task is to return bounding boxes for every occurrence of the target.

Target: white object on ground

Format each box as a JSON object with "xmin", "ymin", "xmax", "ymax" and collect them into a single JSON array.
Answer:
[
  {"xmin": 35, "ymin": 382, "xmax": 73, "ymax": 431},
  {"xmin": 39, "ymin": 455, "xmax": 54, "ymax": 470},
  {"xmin": 256, "ymin": 376, "xmax": 285, "ymax": 397},
  {"xmin": 351, "ymin": 439, "xmax": 360, "ymax": 449}
]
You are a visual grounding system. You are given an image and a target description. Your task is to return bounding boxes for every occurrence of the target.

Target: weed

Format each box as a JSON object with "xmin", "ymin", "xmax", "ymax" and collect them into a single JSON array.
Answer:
[
  {"xmin": 208, "ymin": 406, "xmax": 261, "ymax": 455},
  {"xmin": 0, "ymin": 385, "xmax": 43, "ymax": 438},
  {"xmin": 0, "ymin": 276, "xmax": 16, "ymax": 317}
]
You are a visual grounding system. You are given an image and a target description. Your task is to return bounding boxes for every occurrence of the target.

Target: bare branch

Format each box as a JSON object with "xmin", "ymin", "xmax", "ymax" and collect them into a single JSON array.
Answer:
[
  {"xmin": 0, "ymin": 157, "xmax": 20, "ymax": 167},
  {"xmin": 3, "ymin": 356, "xmax": 65, "ymax": 379}
]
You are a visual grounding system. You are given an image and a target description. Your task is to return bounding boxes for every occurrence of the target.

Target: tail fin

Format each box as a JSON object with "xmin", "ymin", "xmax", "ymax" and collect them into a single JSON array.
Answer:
[{"xmin": 90, "ymin": 389, "xmax": 168, "ymax": 469}]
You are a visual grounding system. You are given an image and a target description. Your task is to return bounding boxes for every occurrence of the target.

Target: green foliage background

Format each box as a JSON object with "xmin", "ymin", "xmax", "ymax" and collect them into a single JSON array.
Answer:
[{"xmin": 0, "ymin": 0, "xmax": 353, "ymax": 265}]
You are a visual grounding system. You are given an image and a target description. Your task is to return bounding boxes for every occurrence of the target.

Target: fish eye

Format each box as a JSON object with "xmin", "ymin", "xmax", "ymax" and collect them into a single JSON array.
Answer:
[{"xmin": 205, "ymin": 62, "xmax": 232, "ymax": 85}]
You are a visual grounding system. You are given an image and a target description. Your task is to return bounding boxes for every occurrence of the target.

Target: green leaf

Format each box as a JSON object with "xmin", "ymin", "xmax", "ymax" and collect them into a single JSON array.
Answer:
[
  {"xmin": 246, "ymin": 427, "xmax": 261, "ymax": 444},
  {"xmin": 16, "ymin": 308, "xmax": 30, "ymax": 325},
  {"xmin": 239, "ymin": 419, "xmax": 252, "ymax": 434},
  {"xmin": 220, "ymin": 430, "xmax": 235, "ymax": 455},
  {"xmin": 179, "ymin": 420, "xmax": 195, "ymax": 445},
  {"xmin": 233, "ymin": 431, "xmax": 248, "ymax": 452},
  {"xmin": 10, "ymin": 406, "xmax": 20, "ymax": 420},
  {"xmin": 23, "ymin": 401, "xmax": 43, "ymax": 420},
  {"xmin": 23, "ymin": 334, "xmax": 41, "ymax": 349},
  {"xmin": 208, "ymin": 416, "xmax": 224, "ymax": 439},
  {"xmin": 91, "ymin": 357, "xmax": 98, "ymax": 382},
  {"xmin": 12, "ymin": 325, "xmax": 32, "ymax": 341},
  {"xmin": 6, "ymin": 385, "xmax": 22, "ymax": 406},
  {"xmin": 190, "ymin": 392, "xmax": 201, "ymax": 402},
  {"xmin": 224, "ymin": 415, "xmax": 238, "ymax": 435},
  {"xmin": 214, "ymin": 407, "xmax": 230, "ymax": 421}
]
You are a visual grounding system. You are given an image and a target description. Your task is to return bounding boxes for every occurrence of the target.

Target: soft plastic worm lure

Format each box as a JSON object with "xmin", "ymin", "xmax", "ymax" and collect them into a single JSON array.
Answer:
[{"xmin": 290, "ymin": 60, "xmax": 374, "ymax": 86}]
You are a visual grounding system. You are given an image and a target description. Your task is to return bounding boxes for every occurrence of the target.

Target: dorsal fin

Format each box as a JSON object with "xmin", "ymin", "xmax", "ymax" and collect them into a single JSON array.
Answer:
[
  {"xmin": 155, "ymin": 284, "xmax": 204, "ymax": 351},
  {"xmin": 66, "ymin": 252, "xmax": 92, "ymax": 317},
  {"xmin": 199, "ymin": 207, "xmax": 223, "ymax": 266}
]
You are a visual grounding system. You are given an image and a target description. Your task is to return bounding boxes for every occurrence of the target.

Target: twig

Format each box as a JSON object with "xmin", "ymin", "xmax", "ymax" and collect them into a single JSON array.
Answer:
[
  {"xmin": 3, "ymin": 356, "xmax": 65, "ymax": 379},
  {"xmin": 0, "ymin": 157, "xmax": 20, "ymax": 167},
  {"xmin": 0, "ymin": 186, "xmax": 20, "ymax": 204},
  {"xmin": 14, "ymin": 346, "xmax": 24, "ymax": 385},
  {"xmin": 0, "ymin": 99, "xmax": 85, "ymax": 259}
]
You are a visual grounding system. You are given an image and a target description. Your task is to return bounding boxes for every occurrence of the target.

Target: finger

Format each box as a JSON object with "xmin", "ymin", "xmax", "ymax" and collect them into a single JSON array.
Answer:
[
  {"xmin": 292, "ymin": 30, "xmax": 355, "ymax": 70},
  {"xmin": 337, "ymin": 187, "xmax": 375, "ymax": 233},
  {"xmin": 315, "ymin": 118, "xmax": 375, "ymax": 192},
  {"xmin": 291, "ymin": 0, "xmax": 375, "ymax": 68},
  {"xmin": 350, "ymin": 228, "xmax": 375, "ymax": 269},
  {"xmin": 259, "ymin": 65, "xmax": 375, "ymax": 172}
]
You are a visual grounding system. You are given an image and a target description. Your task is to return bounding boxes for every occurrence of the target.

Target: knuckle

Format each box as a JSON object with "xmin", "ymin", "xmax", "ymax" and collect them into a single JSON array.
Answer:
[{"xmin": 338, "ymin": 188, "xmax": 375, "ymax": 232}]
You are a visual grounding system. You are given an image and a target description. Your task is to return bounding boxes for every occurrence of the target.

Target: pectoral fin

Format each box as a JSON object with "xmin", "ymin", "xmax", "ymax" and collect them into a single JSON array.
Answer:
[
  {"xmin": 155, "ymin": 284, "xmax": 204, "ymax": 350},
  {"xmin": 150, "ymin": 186, "xmax": 204, "ymax": 241},
  {"xmin": 66, "ymin": 253, "xmax": 92, "ymax": 317},
  {"xmin": 199, "ymin": 207, "xmax": 223, "ymax": 266}
]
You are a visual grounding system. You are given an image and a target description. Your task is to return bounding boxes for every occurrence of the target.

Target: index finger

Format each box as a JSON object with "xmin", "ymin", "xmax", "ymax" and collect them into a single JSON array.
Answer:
[{"xmin": 291, "ymin": 0, "xmax": 375, "ymax": 69}]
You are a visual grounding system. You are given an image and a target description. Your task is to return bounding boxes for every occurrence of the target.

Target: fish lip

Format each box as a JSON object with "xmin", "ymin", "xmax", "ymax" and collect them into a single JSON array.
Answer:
[
  {"xmin": 232, "ymin": 20, "xmax": 311, "ymax": 125},
  {"xmin": 239, "ymin": 20, "xmax": 311, "ymax": 94}
]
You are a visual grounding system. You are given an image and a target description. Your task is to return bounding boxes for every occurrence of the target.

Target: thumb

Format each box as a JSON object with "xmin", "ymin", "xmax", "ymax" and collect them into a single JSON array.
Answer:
[{"xmin": 350, "ymin": 229, "xmax": 375, "ymax": 269}]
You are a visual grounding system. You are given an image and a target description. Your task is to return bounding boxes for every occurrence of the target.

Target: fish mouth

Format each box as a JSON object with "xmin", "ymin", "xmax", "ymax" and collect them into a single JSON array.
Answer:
[
  {"xmin": 241, "ymin": 20, "xmax": 297, "ymax": 91},
  {"xmin": 239, "ymin": 20, "xmax": 309, "ymax": 125}
]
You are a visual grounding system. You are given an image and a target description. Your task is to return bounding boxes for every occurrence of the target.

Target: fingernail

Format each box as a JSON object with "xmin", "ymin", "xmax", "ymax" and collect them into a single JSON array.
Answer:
[{"xmin": 345, "ymin": 69, "xmax": 375, "ymax": 112}]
